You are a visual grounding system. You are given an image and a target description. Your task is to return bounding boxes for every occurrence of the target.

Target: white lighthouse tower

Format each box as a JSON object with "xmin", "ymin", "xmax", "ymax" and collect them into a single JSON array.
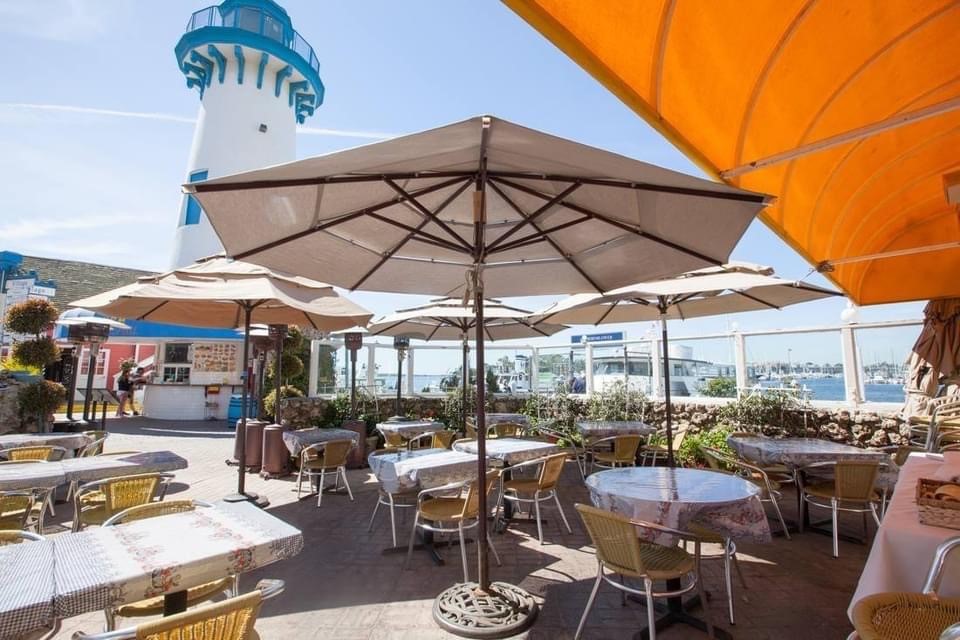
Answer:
[{"xmin": 171, "ymin": 0, "xmax": 324, "ymax": 266}]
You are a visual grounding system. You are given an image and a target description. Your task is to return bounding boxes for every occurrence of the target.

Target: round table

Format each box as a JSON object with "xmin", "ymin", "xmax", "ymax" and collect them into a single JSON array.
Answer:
[{"xmin": 586, "ymin": 467, "xmax": 770, "ymax": 640}]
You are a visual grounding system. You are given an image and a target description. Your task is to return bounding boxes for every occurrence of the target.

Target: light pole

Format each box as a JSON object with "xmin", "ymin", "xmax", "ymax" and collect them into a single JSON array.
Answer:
[
  {"xmin": 391, "ymin": 335, "xmax": 410, "ymax": 419},
  {"xmin": 787, "ymin": 348, "xmax": 793, "ymax": 377}
]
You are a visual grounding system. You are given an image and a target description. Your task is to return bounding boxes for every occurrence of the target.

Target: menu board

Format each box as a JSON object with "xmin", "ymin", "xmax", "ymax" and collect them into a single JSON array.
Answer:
[{"xmin": 192, "ymin": 342, "xmax": 238, "ymax": 373}]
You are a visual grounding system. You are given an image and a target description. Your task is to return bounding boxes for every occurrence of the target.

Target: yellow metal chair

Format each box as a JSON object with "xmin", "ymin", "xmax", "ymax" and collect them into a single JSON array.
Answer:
[
  {"xmin": 296, "ymin": 439, "xmax": 354, "ymax": 507},
  {"xmin": 801, "ymin": 460, "xmax": 881, "ymax": 557},
  {"xmin": 851, "ymin": 537, "xmax": 960, "ymax": 640},
  {"xmin": 100, "ymin": 500, "xmax": 233, "ymax": 631},
  {"xmin": 367, "ymin": 450, "xmax": 418, "ymax": 547},
  {"xmin": 431, "ymin": 430, "xmax": 455, "ymax": 449},
  {"xmin": 72, "ymin": 473, "xmax": 166, "ymax": 532},
  {"xmin": 78, "ymin": 433, "xmax": 109, "ymax": 457},
  {"xmin": 0, "ymin": 529, "xmax": 44, "ymax": 545},
  {"xmin": 1, "ymin": 446, "xmax": 66, "ymax": 462},
  {"xmin": 464, "ymin": 418, "xmax": 478, "ymax": 439},
  {"xmin": 0, "ymin": 459, "xmax": 56, "ymax": 528},
  {"xmin": 72, "ymin": 579, "xmax": 285, "ymax": 640},
  {"xmin": 491, "ymin": 422, "xmax": 522, "ymax": 439},
  {"xmin": 639, "ymin": 428, "xmax": 688, "ymax": 467},
  {"xmin": 573, "ymin": 503, "xmax": 712, "ymax": 640},
  {"xmin": 381, "ymin": 430, "xmax": 406, "ymax": 452},
  {"xmin": 404, "ymin": 470, "xmax": 502, "ymax": 582},
  {"xmin": 702, "ymin": 446, "xmax": 791, "ymax": 539},
  {"xmin": 588, "ymin": 435, "xmax": 643, "ymax": 473},
  {"xmin": 0, "ymin": 491, "xmax": 34, "ymax": 531},
  {"xmin": 496, "ymin": 452, "xmax": 572, "ymax": 544}
]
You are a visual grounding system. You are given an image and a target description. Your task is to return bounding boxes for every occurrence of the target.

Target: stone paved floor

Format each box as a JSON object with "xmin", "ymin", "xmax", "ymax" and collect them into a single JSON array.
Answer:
[{"xmin": 45, "ymin": 418, "xmax": 870, "ymax": 639}]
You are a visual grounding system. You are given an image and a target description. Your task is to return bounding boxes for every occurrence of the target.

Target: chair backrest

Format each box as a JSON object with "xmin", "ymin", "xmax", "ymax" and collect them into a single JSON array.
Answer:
[
  {"xmin": 432, "ymin": 430, "xmax": 454, "ymax": 449},
  {"xmin": 8, "ymin": 446, "xmax": 59, "ymax": 462},
  {"xmin": 383, "ymin": 431, "xmax": 405, "ymax": 449},
  {"xmin": 835, "ymin": 461, "xmax": 880, "ymax": 501},
  {"xmin": 575, "ymin": 503, "xmax": 645, "ymax": 576},
  {"xmin": 461, "ymin": 470, "xmax": 499, "ymax": 519},
  {"xmin": 701, "ymin": 446, "xmax": 725, "ymax": 471},
  {"xmin": 102, "ymin": 473, "xmax": 163, "ymax": 513},
  {"xmin": 614, "ymin": 435, "xmax": 642, "ymax": 461},
  {"xmin": 493, "ymin": 422, "xmax": 521, "ymax": 438},
  {"xmin": 133, "ymin": 590, "xmax": 263, "ymax": 640},
  {"xmin": 79, "ymin": 436, "xmax": 108, "ymax": 458},
  {"xmin": 672, "ymin": 427, "xmax": 688, "ymax": 451},
  {"xmin": 104, "ymin": 499, "xmax": 210, "ymax": 526},
  {"xmin": 0, "ymin": 530, "xmax": 44, "ymax": 546},
  {"xmin": 322, "ymin": 439, "xmax": 353, "ymax": 467},
  {"xmin": 537, "ymin": 453, "xmax": 568, "ymax": 491},
  {"xmin": 464, "ymin": 418, "xmax": 478, "ymax": 439},
  {"xmin": 0, "ymin": 491, "xmax": 34, "ymax": 531}
]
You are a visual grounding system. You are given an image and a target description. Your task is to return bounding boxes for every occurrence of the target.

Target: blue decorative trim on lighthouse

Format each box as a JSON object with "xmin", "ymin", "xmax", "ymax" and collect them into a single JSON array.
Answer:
[
  {"xmin": 288, "ymin": 80, "xmax": 307, "ymax": 106},
  {"xmin": 256, "ymin": 51, "xmax": 269, "ymax": 89},
  {"xmin": 189, "ymin": 50, "xmax": 214, "ymax": 88},
  {"xmin": 234, "ymin": 45, "xmax": 245, "ymax": 84},
  {"xmin": 274, "ymin": 65, "xmax": 292, "ymax": 98},
  {"xmin": 207, "ymin": 45, "xmax": 227, "ymax": 84}
]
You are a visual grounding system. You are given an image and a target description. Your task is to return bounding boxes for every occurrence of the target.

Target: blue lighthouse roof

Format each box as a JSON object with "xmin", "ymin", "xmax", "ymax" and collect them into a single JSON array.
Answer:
[{"xmin": 175, "ymin": 0, "xmax": 324, "ymax": 123}]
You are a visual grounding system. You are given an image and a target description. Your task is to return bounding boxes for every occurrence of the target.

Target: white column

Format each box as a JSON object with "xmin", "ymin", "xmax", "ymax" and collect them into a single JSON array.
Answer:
[
  {"xmin": 406, "ymin": 347, "xmax": 415, "ymax": 395},
  {"xmin": 530, "ymin": 347, "xmax": 539, "ymax": 394},
  {"xmin": 733, "ymin": 332, "xmax": 748, "ymax": 398},
  {"xmin": 840, "ymin": 326, "xmax": 863, "ymax": 405},
  {"xmin": 308, "ymin": 339, "xmax": 320, "ymax": 397},
  {"xmin": 366, "ymin": 343, "xmax": 377, "ymax": 393},
  {"xmin": 650, "ymin": 336, "xmax": 663, "ymax": 398},
  {"xmin": 584, "ymin": 342, "xmax": 594, "ymax": 395}
]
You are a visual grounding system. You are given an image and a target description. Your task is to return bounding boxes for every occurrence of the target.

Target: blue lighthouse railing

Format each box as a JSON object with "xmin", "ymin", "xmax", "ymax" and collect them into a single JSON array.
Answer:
[{"xmin": 185, "ymin": 5, "xmax": 320, "ymax": 75}]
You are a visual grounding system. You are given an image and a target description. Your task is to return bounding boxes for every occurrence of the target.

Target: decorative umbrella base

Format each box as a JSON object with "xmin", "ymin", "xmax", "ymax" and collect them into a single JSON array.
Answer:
[
  {"xmin": 223, "ymin": 492, "xmax": 270, "ymax": 508},
  {"xmin": 433, "ymin": 581, "xmax": 538, "ymax": 639}
]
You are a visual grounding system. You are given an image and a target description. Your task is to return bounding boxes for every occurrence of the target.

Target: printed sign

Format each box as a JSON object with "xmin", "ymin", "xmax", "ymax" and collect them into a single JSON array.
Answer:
[{"xmin": 570, "ymin": 332, "xmax": 625, "ymax": 345}]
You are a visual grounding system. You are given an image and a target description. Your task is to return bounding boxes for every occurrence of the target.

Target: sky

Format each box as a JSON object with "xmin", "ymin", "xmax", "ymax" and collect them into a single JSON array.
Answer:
[{"xmin": 0, "ymin": 0, "xmax": 925, "ymax": 371}]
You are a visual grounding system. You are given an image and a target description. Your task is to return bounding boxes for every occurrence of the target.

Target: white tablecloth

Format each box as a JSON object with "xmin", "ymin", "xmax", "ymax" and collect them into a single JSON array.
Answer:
[
  {"xmin": 848, "ymin": 452, "xmax": 960, "ymax": 620},
  {"xmin": 282, "ymin": 428, "xmax": 359, "ymax": 456},
  {"xmin": 0, "ymin": 451, "xmax": 188, "ymax": 491},
  {"xmin": 0, "ymin": 537, "xmax": 55, "ymax": 639},
  {"xmin": 453, "ymin": 438, "xmax": 559, "ymax": 465},
  {"xmin": 0, "ymin": 432, "xmax": 91, "ymax": 453},
  {"xmin": 376, "ymin": 420, "xmax": 444, "ymax": 440},
  {"xmin": 368, "ymin": 449, "xmax": 480, "ymax": 494},
  {"xmin": 576, "ymin": 420, "xmax": 654, "ymax": 439}
]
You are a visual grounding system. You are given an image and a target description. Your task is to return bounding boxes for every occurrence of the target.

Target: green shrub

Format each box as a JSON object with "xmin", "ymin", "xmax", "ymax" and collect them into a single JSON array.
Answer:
[
  {"xmin": 5, "ymin": 299, "xmax": 58, "ymax": 335},
  {"xmin": 11, "ymin": 337, "xmax": 59, "ymax": 369},
  {"xmin": 18, "ymin": 380, "xmax": 66, "ymax": 424},
  {"xmin": 718, "ymin": 390, "xmax": 806, "ymax": 433},
  {"xmin": 700, "ymin": 377, "xmax": 736, "ymax": 398},
  {"xmin": 677, "ymin": 426, "xmax": 734, "ymax": 467},
  {"xmin": 263, "ymin": 384, "xmax": 304, "ymax": 418}
]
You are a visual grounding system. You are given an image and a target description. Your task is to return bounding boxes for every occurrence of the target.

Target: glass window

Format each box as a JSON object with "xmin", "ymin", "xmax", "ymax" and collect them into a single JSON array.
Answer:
[
  {"xmin": 183, "ymin": 170, "xmax": 208, "ymax": 226},
  {"xmin": 263, "ymin": 14, "xmax": 284, "ymax": 42},
  {"xmin": 164, "ymin": 343, "xmax": 191, "ymax": 364},
  {"xmin": 236, "ymin": 7, "xmax": 261, "ymax": 33},
  {"xmin": 162, "ymin": 365, "xmax": 191, "ymax": 384}
]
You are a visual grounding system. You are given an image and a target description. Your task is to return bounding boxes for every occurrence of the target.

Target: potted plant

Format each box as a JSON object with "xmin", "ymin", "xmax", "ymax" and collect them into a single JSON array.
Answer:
[{"xmin": 5, "ymin": 299, "xmax": 64, "ymax": 432}]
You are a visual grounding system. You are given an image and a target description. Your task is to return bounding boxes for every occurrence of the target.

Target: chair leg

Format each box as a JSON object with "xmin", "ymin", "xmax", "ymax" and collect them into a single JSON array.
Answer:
[
  {"xmin": 869, "ymin": 503, "xmax": 881, "ymax": 528},
  {"xmin": 296, "ymin": 466, "xmax": 304, "ymax": 498},
  {"xmin": 104, "ymin": 607, "xmax": 116, "ymax": 631},
  {"xmin": 644, "ymin": 578, "xmax": 657, "ymax": 640},
  {"xmin": 317, "ymin": 469, "xmax": 325, "ymax": 507},
  {"xmin": 458, "ymin": 523, "xmax": 469, "ymax": 583},
  {"xmin": 341, "ymin": 467, "xmax": 354, "ymax": 502},
  {"xmin": 696, "ymin": 572, "xmax": 715, "ymax": 639},
  {"xmin": 534, "ymin": 493, "xmax": 544, "ymax": 545},
  {"xmin": 554, "ymin": 491, "xmax": 572, "ymax": 533},
  {"xmin": 723, "ymin": 544, "xmax": 735, "ymax": 625},
  {"xmin": 403, "ymin": 513, "xmax": 419, "ymax": 570},
  {"xmin": 574, "ymin": 571, "xmax": 603, "ymax": 640},
  {"xmin": 831, "ymin": 498, "xmax": 839, "ymax": 558},
  {"xmin": 732, "ymin": 547, "xmax": 747, "ymax": 590},
  {"xmin": 487, "ymin": 535, "xmax": 501, "ymax": 566},
  {"xmin": 367, "ymin": 497, "xmax": 381, "ymax": 533},
  {"xmin": 389, "ymin": 501, "xmax": 398, "ymax": 547},
  {"xmin": 771, "ymin": 496, "xmax": 791, "ymax": 540}
]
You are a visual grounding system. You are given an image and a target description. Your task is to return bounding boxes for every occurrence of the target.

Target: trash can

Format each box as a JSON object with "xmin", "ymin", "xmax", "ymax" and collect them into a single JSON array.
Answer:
[
  {"xmin": 261, "ymin": 423, "xmax": 290, "ymax": 477},
  {"xmin": 341, "ymin": 419, "xmax": 368, "ymax": 469},
  {"xmin": 227, "ymin": 395, "xmax": 259, "ymax": 427},
  {"xmin": 233, "ymin": 419, "xmax": 267, "ymax": 470}
]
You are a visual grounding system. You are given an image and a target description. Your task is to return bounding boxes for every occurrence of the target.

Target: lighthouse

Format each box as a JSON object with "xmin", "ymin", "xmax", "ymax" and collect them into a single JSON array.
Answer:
[{"xmin": 171, "ymin": 0, "xmax": 324, "ymax": 266}]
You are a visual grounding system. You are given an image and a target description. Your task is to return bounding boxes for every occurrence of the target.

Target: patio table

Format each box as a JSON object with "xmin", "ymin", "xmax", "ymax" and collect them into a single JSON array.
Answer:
[
  {"xmin": 0, "ymin": 461, "xmax": 66, "ymax": 491},
  {"xmin": 368, "ymin": 448, "xmax": 479, "ymax": 494},
  {"xmin": 0, "ymin": 451, "xmax": 188, "ymax": 493},
  {"xmin": 376, "ymin": 419, "xmax": 444, "ymax": 443},
  {"xmin": 282, "ymin": 427, "xmax": 359, "ymax": 457},
  {"xmin": 0, "ymin": 432, "xmax": 91, "ymax": 453},
  {"xmin": 52, "ymin": 500, "xmax": 303, "ymax": 620},
  {"xmin": 586, "ymin": 467, "xmax": 770, "ymax": 640},
  {"xmin": 453, "ymin": 437, "xmax": 559, "ymax": 466},
  {"xmin": 0, "ymin": 536, "xmax": 56, "ymax": 640},
  {"xmin": 484, "ymin": 413, "xmax": 530, "ymax": 426},
  {"xmin": 848, "ymin": 452, "xmax": 960, "ymax": 621},
  {"xmin": 576, "ymin": 420, "xmax": 654, "ymax": 439}
]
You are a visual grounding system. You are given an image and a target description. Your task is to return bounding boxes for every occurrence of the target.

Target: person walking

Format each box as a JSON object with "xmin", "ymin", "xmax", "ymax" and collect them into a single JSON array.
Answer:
[{"xmin": 116, "ymin": 370, "xmax": 133, "ymax": 417}]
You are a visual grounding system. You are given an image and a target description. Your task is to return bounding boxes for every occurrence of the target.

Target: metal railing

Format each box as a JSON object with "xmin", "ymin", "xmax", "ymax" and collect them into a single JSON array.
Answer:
[{"xmin": 185, "ymin": 5, "xmax": 320, "ymax": 75}]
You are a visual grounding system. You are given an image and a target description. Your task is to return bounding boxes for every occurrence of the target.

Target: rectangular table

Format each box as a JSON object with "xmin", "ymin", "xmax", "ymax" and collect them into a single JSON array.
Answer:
[
  {"xmin": 282, "ymin": 427, "xmax": 359, "ymax": 457},
  {"xmin": 727, "ymin": 436, "xmax": 887, "ymax": 469},
  {"xmin": 576, "ymin": 420, "xmax": 654, "ymax": 439},
  {"xmin": 848, "ymin": 452, "xmax": 960, "ymax": 620},
  {"xmin": 376, "ymin": 420, "xmax": 444, "ymax": 441},
  {"xmin": 485, "ymin": 413, "xmax": 530, "ymax": 426},
  {"xmin": 0, "ymin": 451, "xmax": 188, "ymax": 492},
  {"xmin": 53, "ymin": 500, "xmax": 303, "ymax": 619},
  {"xmin": 368, "ymin": 448, "xmax": 480, "ymax": 494},
  {"xmin": 0, "ymin": 432, "xmax": 92, "ymax": 453},
  {"xmin": 0, "ymin": 537, "xmax": 56, "ymax": 639},
  {"xmin": 453, "ymin": 438, "xmax": 559, "ymax": 465}
]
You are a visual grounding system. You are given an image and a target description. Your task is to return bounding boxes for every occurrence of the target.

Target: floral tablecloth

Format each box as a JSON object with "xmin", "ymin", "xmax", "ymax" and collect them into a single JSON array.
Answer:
[
  {"xmin": 368, "ymin": 449, "xmax": 480, "ymax": 494},
  {"xmin": 484, "ymin": 414, "xmax": 530, "ymax": 427},
  {"xmin": 586, "ymin": 467, "xmax": 771, "ymax": 546},
  {"xmin": 0, "ymin": 432, "xmax": 91, "ymax": 454},
  {"xmin": 0, "ymin": 451, "xmax": 188, "ymax": 491},
  {"xmin": 376, "ymin": 420, "xmax": 445, "ymax": 440},
  {"xmin": 727, "ymin": 436, "xmax": 886, "ymax": 469},
  {"xmin": 53, "ymin": 500, "xmax": 302, "ymax": 619},
  {"xmin": 282, "ymin": 428, "xmax": 359, "ymax": 456},
  {"xmin": 576, "ymin": 421, "xmax": 655, "ymax": 439},
  {"xmin": 453, "ymin": 438, "xmax": 559, "ymax": 466},
  {"xmin": 0, "ymin": 537, "xmax": 56, "ymax": 639}
]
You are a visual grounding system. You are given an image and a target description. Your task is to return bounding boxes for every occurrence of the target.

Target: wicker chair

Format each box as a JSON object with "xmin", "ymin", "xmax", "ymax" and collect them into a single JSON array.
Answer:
[
  {"xmin": 801, "ymin": 460, "xmax": 881, "ymax": 557},
  {"xmin": 367, "ymin": 450, "xmax": 418, "ymax": 547},
  {"xmin": 431, "ymin": 430, "xmax": 455, "ymax": 449},
  {"xmin": 702, "ymin": 446, "xmax": 791, "ymax": 539},
  {"xmin": 71, "ymin": 579, "xmax": 285, "ymax": 640},
  {"xmin": 639, "ymin": 427, "xmax": 688, "ymax": 467},
  {"xmin": 491, "ymin": 422, "xmax": 522, "ymax": 439},
  {"xmin": 100, "ymin": 500, "xmax": 232, "ymax": 630},
  {"xmin": 0, "ymin": 446, "xmax": 66, "ymax": 462},
  {"xmin": 496, "ymin": 453, "xmax": 572, "ymax": 544},
  {"xmin": 0, "ymin": 459, "xmax": 56, "ymax": 526},
  {"xmin": 404, "ymin": 470, "xmax": 502, "ymax": 582},
  {"xmin": 0, "ymin": 529, "xmax": 44, "ymax": 545},
  {"xmin": 78, "ymin": 436, "xmax": 109, "ymax": 458},
  {"xmin": 72, "ymin": 473, "xmax": 167, "ymax": 532},
  {"xmin": 296, "ymin": 439, "xmax": 354, "ymax": 507},
  {"xmin": 588, "ymin": 435, "xmax": 643, "ymax": 473},
  {"xmin": 0, "ymin": 491, "xmax": 35, "ymax": 531},
  {"xmin": 851, "ymin": 537, "xmax": 960, "ymax": 640},
  {"xmin": 381, "ymin": 431, "xmax": 406, "ymax": 452},
  {"xmin": 573, "ymin": 503, "xmax": 712, "ymax": 640},
  {"xmin": 464, "ymin": 418, "xmax": 478, "ymax": 439}
]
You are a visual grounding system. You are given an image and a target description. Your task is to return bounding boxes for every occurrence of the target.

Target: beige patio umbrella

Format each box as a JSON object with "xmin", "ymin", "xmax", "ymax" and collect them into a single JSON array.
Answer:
[
  {"xmin": 185, "ymin": 115, "xmax": 771, "ymax": 635},
  {"xmin": 70, "ymin": 256, "xmax": 372, "ymax": 502},
  {"xmin": 534, "ymin": 263, "xmax": 840, "ymax": 466},
  {"xmin": 904, "ymin": 298, "xmax": 960, "ymax": 417},
  {"xmin": 368, "ymin": 297, "xmax": 567, "ymax": 425}
]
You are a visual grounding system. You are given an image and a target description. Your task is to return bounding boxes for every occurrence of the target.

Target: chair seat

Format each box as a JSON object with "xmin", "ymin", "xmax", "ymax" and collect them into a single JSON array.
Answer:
[
  {"xmin": 0, "ymin": 510, "xmax": 29, "ymax": 529},
  {"xmin": 852, "ymin": 592, "xmax": 960, "ymax": 640},
  {"xmin": 642, "ymin": 445, "xmax": 667, "ymax": 453},
  {"xmin": 631, "ymin": 542, "xmax": 696, "ymax": 581},
  {"xmin": 115, "ymin": 577, "xmax": 234, "ymax": 618},
  {"xmin": 301, "ymin": 459, "xmax": 340, "ymax": 471},
  {"xmin": 804, "ymin": 481, "xmax": 880, "ymax": 502},
  {"xmin": 503, "ymin": 478, "xmax": 542, "ymax": 494},
  {"xmin": 687, "ymin": 522, "xmax": 726, "ymax": 545},
  {"xmin": 420, "ymin": 497, "xmax": 468, "ymax": 521},
  {"xmin": 79, "ymin": 504, "xmax": 111, "ymax": 526},
  {"xmin": 593, "ymin": 452, "xmax": 633, "ymax": 464},
  {"xmin": 79, "ymin": 491, "xmax": 106, "ymax": 505}
]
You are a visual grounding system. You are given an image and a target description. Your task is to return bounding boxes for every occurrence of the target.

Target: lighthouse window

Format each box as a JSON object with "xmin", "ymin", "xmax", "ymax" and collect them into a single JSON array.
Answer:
[
  {"xmin": 183, "ymin": 169, "xmax": 209, "ymax": 225},
  {"xmin": 263, "ymin": 14, "xmax": 284, "ymax": 42},
  {"xmin": 236, "ymin": 7, "xmax": 262, "ymax": 34}
]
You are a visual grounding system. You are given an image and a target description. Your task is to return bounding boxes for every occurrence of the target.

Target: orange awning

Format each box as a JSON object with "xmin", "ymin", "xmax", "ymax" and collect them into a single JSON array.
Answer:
[{"xmin": 505, "ymin": 0, "xmax": 960, "ymax": 305}]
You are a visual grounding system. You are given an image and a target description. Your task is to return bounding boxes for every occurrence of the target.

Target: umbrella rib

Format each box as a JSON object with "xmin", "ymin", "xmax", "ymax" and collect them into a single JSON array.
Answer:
[
  {"xmin": 191, "ymin": 170, "xmax": 476, "ymax": 192},
  {"xmin": 136, "ymin": 300, "xmax": 169, "ymax": 320},
  {"xmin": 485, "ymin": 182, "xmax": 582, "ymax": 252},
  {"xmin": 371, "ymin": 319, "xmax": 407, "ymax": 336},
  {"xmin": 302, "ymin": 310, "xmax": 318, "ymax": 330},
  {"xmin": 487, "ymin": 180, "xmax": 604, "ymax": 292},
  {"xmin": 487, "ymin": 214, "xmax": 595, "ymax": 255},
  {"xmin": 519, "ymin": 319, "xmax": 552, "ymax": 337},
  {"xmin": 352, "ymin": 178, "xmax": 475, "ymax": 290},
  {"xmin": 232, "ymin": 176, "xmax": 467, "ymax": 261},
  {"xmin": 384, "ymin": 178, "xmax": 475, "ymax": 253},
  {"xmin": 733, "ymin": 289, "xmax": 782, "ymax": 310},
  {"xmin": 365, "ymin": 211, "xmax": 469, "ymax": 253},
  {"xmin": 595, "ymin": 299, "xmax": 621, "ymax": 325},
  {"xmin": 494, "ymin": 177, "xmax": 723, "ymax": 267}
]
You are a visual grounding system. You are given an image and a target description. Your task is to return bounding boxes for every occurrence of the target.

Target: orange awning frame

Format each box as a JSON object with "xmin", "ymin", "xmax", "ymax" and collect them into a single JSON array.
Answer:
[{"xmin": 505, "ymin": 0, "xmax": 960, "ymax": 305}]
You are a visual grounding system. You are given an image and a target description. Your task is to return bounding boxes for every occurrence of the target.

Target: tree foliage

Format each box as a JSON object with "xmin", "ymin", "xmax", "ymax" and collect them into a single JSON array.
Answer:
[
  {"xmin": 5, "ymin": 299, "xmax": 58, "ymax": 336},
  {"xmin": 700, "ymin": 376, "xmax": 737, "ymax": 398}
]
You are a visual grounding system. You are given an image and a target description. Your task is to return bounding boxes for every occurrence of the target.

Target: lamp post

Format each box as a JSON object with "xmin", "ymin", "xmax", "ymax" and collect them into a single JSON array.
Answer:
[
  {"xmin": 345, "ymin": 332, "xmax": 363, "ymax": 419},
  {"xmin": 391, "ymin": 335, "xmax": 410, "ymax": 419},
  {"xmin": 267, "ymin": 324, "xmax": 287, "ymax": 424}
]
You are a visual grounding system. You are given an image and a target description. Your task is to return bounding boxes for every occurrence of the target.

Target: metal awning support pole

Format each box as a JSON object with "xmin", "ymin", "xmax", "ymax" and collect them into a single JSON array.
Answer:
[{"xmin": 82, "ymin": 343, "xmax": 99, "ymax": 422}]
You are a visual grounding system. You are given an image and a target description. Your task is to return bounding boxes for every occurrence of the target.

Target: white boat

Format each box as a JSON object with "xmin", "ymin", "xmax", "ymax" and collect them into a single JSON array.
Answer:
[{"xmin": 591, "ymin": 345, "xmax": 738, "ymax": 397}]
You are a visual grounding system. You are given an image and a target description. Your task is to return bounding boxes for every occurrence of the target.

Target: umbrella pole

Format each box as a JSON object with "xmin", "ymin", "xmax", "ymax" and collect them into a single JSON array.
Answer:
[
  {"xmin": 660, "ymin": 303, "xmax": 676, "ymax": 468},
  {"xmin": 274, "ymin": 328, "xmax": 283, "ymax": 424},
  {"xmin": 462, "ymin": 334, "xmax": 469, "ymax": 431},
  {"xmin": 473, "ymin": 285, "xmax": 489, "ymax": 591},
  {"xmin": 238, "ymin": 306, "xmax": 251, "ymax": 495}
]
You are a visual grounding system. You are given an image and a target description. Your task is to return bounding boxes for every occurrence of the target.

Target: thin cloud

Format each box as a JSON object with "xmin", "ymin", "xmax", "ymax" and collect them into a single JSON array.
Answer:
[
  {"xmin": 0, "ymin": 214, "xmax": 143, "ymax": 240},
  {"xmin": 0, "ymin": 103, "xmax": 396, "ymax": 139}
]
